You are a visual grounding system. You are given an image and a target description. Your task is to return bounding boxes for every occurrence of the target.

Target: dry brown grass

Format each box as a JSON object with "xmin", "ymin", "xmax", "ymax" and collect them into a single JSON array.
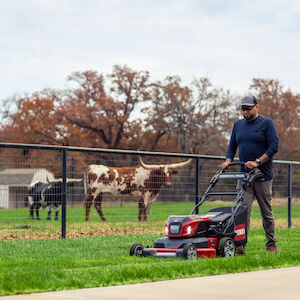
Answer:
[
  {"xmin": 250, "ymin": 218, "xmax": 300, "ymax": 229},
  {"xmin": 0, "ymin": 222, "xmax": 165, "ymax": 241},
  {"xmin": 212, "ymin": 197, "xmax": 300, "ymax": 207},
  {"xmin": 1, "ymin": 217, "xmax": 299, "ymax": 241}
]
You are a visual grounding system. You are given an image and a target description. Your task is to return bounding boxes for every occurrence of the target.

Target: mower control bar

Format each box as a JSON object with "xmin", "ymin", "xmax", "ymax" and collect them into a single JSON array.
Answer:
[
  {"xmin": 191, "ymin": 192, "xmax": 239, "ymax": 214},
  {"xmin": 204, "ymin": 192, "xmax": 239, "ymax": 196},
  {"xmin": 228, "ymin": 161, "xmax": 245, "ymax": 166}
]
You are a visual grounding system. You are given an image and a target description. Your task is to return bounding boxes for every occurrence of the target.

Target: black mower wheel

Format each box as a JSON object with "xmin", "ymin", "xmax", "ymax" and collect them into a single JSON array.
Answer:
[
  {"xmin": 129, "ymin": 243, "xmax": 144, "ymax": 257},
  {"xmin": 182, "ymin": 243, "xmax": 198, "ymax": 260},
  {"xmin": 217, "ymin": 237, "xmax": 236, "ymax": 257}
]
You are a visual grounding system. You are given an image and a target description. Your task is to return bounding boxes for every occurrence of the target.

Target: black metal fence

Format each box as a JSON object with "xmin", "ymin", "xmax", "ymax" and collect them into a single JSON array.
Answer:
[{"xmin": 0, "ymin": 142, "xmax": 299, "ymax": 240}]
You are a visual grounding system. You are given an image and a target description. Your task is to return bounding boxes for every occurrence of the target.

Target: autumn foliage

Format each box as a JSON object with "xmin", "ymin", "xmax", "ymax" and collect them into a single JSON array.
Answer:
[{"xmin": 0, "ymin": 65, "xmax": 299, "ymax": 161}]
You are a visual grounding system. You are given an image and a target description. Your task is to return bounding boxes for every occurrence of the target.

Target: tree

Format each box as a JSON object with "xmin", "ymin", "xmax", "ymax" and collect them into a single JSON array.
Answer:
[
  {"xmin": 0, "ymin": 95, "xmax": 71, "ymax": 170},
  {"xmin": 1, "ymin": 66, "xmax": 299, "ymax": 161},
  {"xmin": 250, "ymin": 78, "xmax": 300, "ymax": 160},
  {"xmin": 191, "ymin": 77, "xmax": 236, "ymax": 155},
  {"xmin": 143, "ymin": 76, "xmax": 198, "ymax": 153},
  {"xmin": 143, "ymin": 76, "xmax": 236, "ymax": 155},
  {"xmin": 57, "ymin": 65, "xmax": 151, "ymax": 149},
  {"xmin": 0, "ymin": 95, "xmax": 61, "ymax": 144}
]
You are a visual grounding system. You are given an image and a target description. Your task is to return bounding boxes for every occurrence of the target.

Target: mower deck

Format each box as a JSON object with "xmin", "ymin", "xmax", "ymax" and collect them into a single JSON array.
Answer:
[{"xmin": 143, "ymin": 247, "xmax": 217, "ymax": 258}]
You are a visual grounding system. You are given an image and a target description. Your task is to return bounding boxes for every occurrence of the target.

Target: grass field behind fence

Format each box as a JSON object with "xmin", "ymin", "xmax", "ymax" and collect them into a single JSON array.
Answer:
[
  {"xmin": 1, "ymin": 202, "xmax": 300, "ymax": 240},
  {"xmin": 0, "ymin": 227, "xmax": 300, "ymax": 296},
  {"xmin": 1, "ymin": 201, "xmax": 300, "ymax": 223}
]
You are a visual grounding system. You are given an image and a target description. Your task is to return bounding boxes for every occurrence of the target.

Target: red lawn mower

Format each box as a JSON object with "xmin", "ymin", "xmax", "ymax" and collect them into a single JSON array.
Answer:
[{"xmin": 130, "ymin": 162, "xmax": 263, "ymax": 260}]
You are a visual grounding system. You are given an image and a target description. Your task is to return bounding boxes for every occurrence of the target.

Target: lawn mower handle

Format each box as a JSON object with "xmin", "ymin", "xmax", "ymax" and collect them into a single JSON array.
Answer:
[
  {"xmin": 228, "ymin": 161, "xmax": 245, "ymax": 166},
  {"xmin": 219, "ymin": 161, "xmax": 244, "ymax": 174}
]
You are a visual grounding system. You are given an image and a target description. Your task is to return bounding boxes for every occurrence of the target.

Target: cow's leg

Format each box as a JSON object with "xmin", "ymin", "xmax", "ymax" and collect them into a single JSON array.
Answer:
[
  {"xmin": 46, "ymin": 205, "xmax": 51, "ymax": 220},
  {"xmin": 29, "ymin": 205, "xmax": 34, "ymax": 219},
  {"xmin": 28, "ymin": 196, "xmax": 34, "ymax": 219},
  {"xmin": 138, "ymin": 200, "xmax": 148, "ymax": 222},
  {"xmin": 143, "ymin": 204, "xmax": 148, "ymax": 222},
  {"xmin": 54, "ymin": 205, "xmax": 60, "ymax": 220},
  {"xmin": 94, "ymin": 194, "xmax": 106, "ymax": 221},
  {"xmin": 144, "ymin": 202, "xmax": 152, "ymax": 221},
  {"xmin": 138, "ymin": 200, "xmax": 143, "ymax": 221},
  {"xmin": 85, "ymin": 193, "xmax": 94, "ymax": 221},
  {"xmin": 35, "ymin": 202, "xmax": 41, "ymax": 220},
  {"xmin": 142, "ymin": 195, "xmax": 152, "ymax": 222}
]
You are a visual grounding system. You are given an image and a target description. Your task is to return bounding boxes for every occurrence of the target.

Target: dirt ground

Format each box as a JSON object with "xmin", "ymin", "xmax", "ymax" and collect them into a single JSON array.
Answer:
[{"xmin": 1, "ymin": 218, "xmax": 299, "ymax": 241}]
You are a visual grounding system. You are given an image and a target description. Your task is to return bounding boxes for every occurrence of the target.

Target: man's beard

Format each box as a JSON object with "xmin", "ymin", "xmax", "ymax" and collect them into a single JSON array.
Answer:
[{"xmin": 244, "ymin": 113, "xmax": 255, "ymax": 120}]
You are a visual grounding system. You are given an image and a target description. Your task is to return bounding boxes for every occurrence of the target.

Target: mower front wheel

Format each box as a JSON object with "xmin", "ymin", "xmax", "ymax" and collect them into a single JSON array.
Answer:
[
  {"xmin": 130, "ymin": 243, "xmax": 144, "ymax": 257},
  {"xmin": 217, "ymin": 237, "xmax": 236, "ymax": 257},
  {"xmin": 182, "ymin": 243, "xmax": 198, "ymax": 260}
]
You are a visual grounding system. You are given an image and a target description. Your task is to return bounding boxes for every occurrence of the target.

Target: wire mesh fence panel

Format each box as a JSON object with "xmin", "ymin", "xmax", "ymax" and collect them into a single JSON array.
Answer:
[
  {"xmin": 65, "ymin": 152, "xmax": 196, "ymax": 236},
  {"xmin": 290, "ymin": 165, "xmax": 300, "ymax": 220},
  {"xmin": 0, "ymin": 148, "xmax": 63, "ymax": 240},
  {"xmin": 0, "ymin": 144, "xmax": 300, "ymax": 240}
]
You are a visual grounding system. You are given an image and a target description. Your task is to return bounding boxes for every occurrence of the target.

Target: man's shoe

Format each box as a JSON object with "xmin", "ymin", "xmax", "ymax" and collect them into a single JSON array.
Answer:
[
  {"xmin": 266, "ymin": 247, "xmax": 278, "ymax": 253},
  {"xmin": 236, "ymin": 246, "xmax": 246, "ymax": 255}
]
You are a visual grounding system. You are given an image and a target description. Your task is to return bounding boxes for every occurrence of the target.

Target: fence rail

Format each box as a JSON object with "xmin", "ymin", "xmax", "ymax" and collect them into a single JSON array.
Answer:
[{"xmin": 0, "ymin": 142, "xmax": 299, "ymax": 240}]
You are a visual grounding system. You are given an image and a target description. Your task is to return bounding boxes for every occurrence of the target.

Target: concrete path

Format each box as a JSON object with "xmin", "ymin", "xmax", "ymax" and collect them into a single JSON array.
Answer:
[{"xmin": 1, "ymin": 267, "xmax": 300, "ymax": 300}]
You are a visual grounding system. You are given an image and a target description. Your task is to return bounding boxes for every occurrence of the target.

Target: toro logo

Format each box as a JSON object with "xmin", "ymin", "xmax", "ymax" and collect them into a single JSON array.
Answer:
[
  {"xmin": 170, "ymin": 225, "xmax": 180, "ymax": 234},
  {"xmin": 234, "ymin": 224, "xmax": 246, "ymax": 241}
]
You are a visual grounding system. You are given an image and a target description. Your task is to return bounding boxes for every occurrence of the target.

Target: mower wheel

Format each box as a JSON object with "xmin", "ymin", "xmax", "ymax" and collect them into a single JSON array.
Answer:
[
  {"xmin": 129, "ymin": 243, "xmax": 144, "ymax": 257},
  {"xmin": 182, "ymin": 243, "xmax": 198, "ymax": 260},
  {"xmin": 217, "ymin": 237, "xmax": 236, "ymax": 257}
]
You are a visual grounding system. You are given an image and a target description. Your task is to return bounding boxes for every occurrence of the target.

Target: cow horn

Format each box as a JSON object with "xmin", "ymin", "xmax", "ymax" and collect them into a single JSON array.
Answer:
[
  {"xmin": 139, "ymin": 157, "xmax": 160, "ymax": 169},
  {"xmin": 48, "ymin": 178, "xmax": 83, "ymax": 183},
  {"xmin": 48, "ymin": 179, "xmax": 62, "ymax": 183},
  {"xmin": 167, "ymin": 158, "xmax": 192, "ymax": 169},
  {"xmin": 66, "ymin": 178, "xmax": 83, "ymax": 183},
  {"xmin": 139, "ymin": 157, "xmax": 192, "ymax": 170}
]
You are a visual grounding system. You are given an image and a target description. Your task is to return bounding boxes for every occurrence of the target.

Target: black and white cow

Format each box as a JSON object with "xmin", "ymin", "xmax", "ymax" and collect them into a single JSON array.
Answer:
[
  {"xmin": 28, "ymin": 178, "xmax": 82, "ymax": 220},
  {"xmin": 28, "ymin": 181, "xmax": 46, "ymax": 220}
]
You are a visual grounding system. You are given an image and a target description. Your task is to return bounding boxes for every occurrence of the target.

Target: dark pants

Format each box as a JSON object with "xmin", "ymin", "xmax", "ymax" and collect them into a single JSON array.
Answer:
[{"xmin": 241, "ymin": 180, "xmax": 277, "ymax": 248}]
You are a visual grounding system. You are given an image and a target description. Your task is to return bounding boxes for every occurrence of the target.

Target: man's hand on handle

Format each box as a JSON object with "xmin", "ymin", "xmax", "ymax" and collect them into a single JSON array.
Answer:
[
  {"xmin": 220, "ymin": 159, "xmax": 232, "ymax": 170},
  {"xmin": 245, "ymin": 161, "xmax": 259, "ymax": 169}
]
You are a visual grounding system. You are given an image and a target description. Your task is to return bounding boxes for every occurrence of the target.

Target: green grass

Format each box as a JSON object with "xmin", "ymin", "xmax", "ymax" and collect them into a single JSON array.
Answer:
[
  {"xmin": 1, "ymin": 201, "xmax": 300, "ymax": 295},
  {"xmin": 1, "ymin": 201, "xmax": 300, "ymax": 224},
  {"xmin": 0, "ymin": 228, "xmax": 300, "ymax": 296}
]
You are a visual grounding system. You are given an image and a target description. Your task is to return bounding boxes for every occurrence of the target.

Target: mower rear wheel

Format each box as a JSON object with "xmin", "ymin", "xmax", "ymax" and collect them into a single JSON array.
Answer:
[
  {"xmin": 182, "ymin": 243, "xmax": 198, "ymax": 260},
  {"xmin": 217, "ymin": 237, "xmax": 236, "ymax": 257},
  {"xmin": 130, "ymin": 243, "xmax": 144, "ymax": 257}
]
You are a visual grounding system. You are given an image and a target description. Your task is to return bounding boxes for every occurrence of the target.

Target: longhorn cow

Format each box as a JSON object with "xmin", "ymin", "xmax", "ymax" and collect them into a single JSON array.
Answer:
[
  {"xmin": 84, "ymin": 157, "xmax": 192, "ymax": 222},
  {"xmin": 28, "ymin": 178, "xmax": 82, "ymax": 220}
]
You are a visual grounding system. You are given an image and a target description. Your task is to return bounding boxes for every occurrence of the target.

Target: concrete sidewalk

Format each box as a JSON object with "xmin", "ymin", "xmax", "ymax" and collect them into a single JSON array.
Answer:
[{"xmin": 1, "ymin": 267, "xmax": 300, "ymax": 300}]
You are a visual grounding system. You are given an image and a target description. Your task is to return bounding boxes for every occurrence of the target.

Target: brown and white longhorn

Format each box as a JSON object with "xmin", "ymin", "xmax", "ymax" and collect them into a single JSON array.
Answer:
[{"xmin": 84, "ymin": 157, "xmax": 192, "ymax": 221}]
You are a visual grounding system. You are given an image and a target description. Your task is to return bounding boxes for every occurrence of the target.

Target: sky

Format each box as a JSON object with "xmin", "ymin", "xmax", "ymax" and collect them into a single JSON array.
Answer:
[{"xmin": 0, "ymin": 0, "xmax": 299, "ymax": 101}]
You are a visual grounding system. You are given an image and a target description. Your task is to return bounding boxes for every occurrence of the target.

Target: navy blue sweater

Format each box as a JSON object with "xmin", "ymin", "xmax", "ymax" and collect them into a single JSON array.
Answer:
[{"xmin": 226, "ymin": 115, "xmax": 278, "ymax": 180}]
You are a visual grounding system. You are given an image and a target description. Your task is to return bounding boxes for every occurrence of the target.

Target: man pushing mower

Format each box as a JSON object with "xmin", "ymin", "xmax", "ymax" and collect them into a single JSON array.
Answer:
[{"xmin": 221, "ymin": 95, "xmax": 279, "ymax": 254}]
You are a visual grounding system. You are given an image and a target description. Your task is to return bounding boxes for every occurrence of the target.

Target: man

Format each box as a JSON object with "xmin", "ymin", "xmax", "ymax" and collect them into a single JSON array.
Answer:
[{"xmin": 221, "ymin": 95, "xmax": 278, "ymax": 254}]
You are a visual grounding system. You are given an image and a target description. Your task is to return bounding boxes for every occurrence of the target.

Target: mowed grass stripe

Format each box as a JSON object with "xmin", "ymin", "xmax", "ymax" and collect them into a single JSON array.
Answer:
[{"xmin": 1, "ymin": 228, "xmax": 300, "ymax": 296}]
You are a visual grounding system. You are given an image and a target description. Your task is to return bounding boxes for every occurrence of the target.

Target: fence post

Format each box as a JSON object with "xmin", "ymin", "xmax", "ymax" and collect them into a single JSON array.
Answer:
[
  {"xmin": 195, "ymin": 158, "xmax": 200, "ymax": 214},
  {"xmin": 288, "ymin": 164, "xmax": 292, "ymax": 228},
  {"xmin": 61, "ymin": 149, "xmax": 67, "ymax": 238}
]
